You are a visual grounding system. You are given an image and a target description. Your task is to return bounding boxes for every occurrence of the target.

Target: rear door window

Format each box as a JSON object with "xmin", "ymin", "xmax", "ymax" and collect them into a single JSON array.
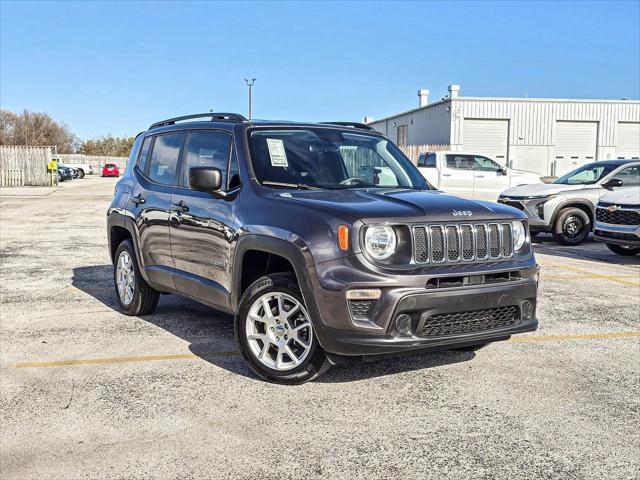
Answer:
[
  {"xmin": 147, "ymin": 133, "xmax": 186, "ymax": 185},
  {"xmin": 425, "ymin": 153, "xmax": 436, "ymax": 168}
]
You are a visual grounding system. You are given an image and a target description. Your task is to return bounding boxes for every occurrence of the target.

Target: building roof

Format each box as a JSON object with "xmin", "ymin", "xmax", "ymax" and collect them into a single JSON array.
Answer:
[{"xmin": 368, "ymin": 95, "xmax": 640, "ymax": 125}]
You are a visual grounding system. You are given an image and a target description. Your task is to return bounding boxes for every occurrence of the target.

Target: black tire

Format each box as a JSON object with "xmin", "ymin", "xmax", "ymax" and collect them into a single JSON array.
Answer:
[
  {"xmin": 113, "ymin": 239, "xmax": 159, "ymax": 316},
  {"xmin": 606, "ymin": 243, "xmax": 640, "ymax": 256},
  {"xmin": 77, "ymin": 169, "xmax": 85, "ymax": 179},
  {"xmin": 453, "ymin": 343, "xmax": 489, "ymax": 352},
  {"xmin": 552, "ymin": 207, "xmax": 591, "ymax": 246},
  {"xmin": 235, "ymin": 273, "xmax": 331, "ymax": 384}
]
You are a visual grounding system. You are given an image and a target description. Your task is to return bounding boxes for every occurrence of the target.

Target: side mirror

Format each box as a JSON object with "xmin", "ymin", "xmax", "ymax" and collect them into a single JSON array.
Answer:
[
  {"xmin": 188, "ymin": 167, "xmax": 225, "ymax": 196},
  {"xmin": 602, "ymin": 178, "xmax": 623, "ymax": 190},
  {"xmin": 498, "ymin": 167, "xmax": 508, "ymax": 176}
]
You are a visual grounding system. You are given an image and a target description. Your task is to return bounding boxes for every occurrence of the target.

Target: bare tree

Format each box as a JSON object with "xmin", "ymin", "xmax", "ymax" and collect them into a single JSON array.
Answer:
[{"xmin": 0, "ymin": 109, "xmax": 77, "ymax": 153}]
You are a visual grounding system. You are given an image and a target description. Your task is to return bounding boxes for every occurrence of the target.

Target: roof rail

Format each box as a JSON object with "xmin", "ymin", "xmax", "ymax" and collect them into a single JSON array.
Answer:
[
  {"xmin": 320, "ymin": 121, "xmax": 377, "ymax": 131},
  {"xmin": 149, "ymin": 112, "xmax": 247, "ymax": 130}
]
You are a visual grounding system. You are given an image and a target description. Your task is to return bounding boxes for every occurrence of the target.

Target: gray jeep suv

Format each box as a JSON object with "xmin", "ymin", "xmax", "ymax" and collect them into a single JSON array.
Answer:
[{"xmin": 107, "ymin": 113, "xmax": 539, "ymax": 384}]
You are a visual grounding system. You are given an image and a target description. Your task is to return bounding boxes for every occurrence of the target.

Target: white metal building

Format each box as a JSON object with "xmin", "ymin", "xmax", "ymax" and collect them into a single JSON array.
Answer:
[{"xmin": 366, "ymin": 85, "xmax": 640, "ymax": 176}]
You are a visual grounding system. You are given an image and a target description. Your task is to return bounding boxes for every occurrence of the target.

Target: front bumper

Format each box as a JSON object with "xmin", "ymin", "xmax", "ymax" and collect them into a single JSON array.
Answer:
[
  {"xmin": 497, "ymin": 197, "xmax": 555, "ymax": 232},
  {"xmin": 306, "ymin": 254, "xmax": 539, "ymax": 357},
  {"xmin": 594, "ymin": 222, "xmax": 640, "ymax": 247}
]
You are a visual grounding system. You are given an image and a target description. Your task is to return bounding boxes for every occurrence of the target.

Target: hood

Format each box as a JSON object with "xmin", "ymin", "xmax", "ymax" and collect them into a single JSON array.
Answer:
[
  {"xmin": 274, "ymin": 188, "xmax": 524, "ymax": 222},
  {"xmin": 501, "ymin": 182, "xmax": 587, "ymax": 197},
  {"xmin": 510, "ymin": 169, "xmax": 543, "ymax": 181},
  {"xmin": 600, "ymin": 187, "xmax": 640, "ymax": 205}
]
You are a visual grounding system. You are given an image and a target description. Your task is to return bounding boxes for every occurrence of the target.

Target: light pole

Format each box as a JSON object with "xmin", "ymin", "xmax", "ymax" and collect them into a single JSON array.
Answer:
[{"xmin": 244, "ymin": 78, "xmax": 256, "ymax": 119}]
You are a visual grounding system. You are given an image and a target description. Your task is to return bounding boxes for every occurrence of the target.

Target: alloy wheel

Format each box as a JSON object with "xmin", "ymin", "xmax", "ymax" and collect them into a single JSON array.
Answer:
[
  {"xmin": 245, "ymin": 292, "xmax": 313, "ymax": 371},
  {"xmin": 116, "ymin": 251, "xmax": 135, "ymax": 305}
]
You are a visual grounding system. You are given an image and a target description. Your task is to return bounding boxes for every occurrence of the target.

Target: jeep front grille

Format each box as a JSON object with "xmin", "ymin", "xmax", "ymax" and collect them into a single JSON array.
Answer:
[{"xmin": 412, "ymin": 223, "xmax": 514, "ymax": 264}]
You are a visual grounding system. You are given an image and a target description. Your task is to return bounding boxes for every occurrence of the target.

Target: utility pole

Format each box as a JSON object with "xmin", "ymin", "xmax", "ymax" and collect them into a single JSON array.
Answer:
[{"xmin": 244, "ymin": 78, "xmax": 256, "ymax": 119}]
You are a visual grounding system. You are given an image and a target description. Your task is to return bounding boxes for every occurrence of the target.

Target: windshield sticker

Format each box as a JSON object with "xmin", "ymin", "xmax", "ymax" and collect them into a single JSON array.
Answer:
[{"xmin": 267, "ymin": 138, "xmax": 288, "ymax": 167}]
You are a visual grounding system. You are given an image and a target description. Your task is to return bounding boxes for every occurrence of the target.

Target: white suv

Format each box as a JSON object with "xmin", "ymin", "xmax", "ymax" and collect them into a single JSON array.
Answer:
[{"xmin": 417, "ymin": 151, "xmax": 542, "ymax": 202}]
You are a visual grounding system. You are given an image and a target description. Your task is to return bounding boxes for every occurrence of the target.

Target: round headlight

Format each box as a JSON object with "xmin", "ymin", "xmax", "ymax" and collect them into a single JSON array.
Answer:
[
  {"xmin": 364, "ymin": 225, "xmax": 397, "ymax": 260},
  {"xmin": 512, "ymin": 220, "xmax": 526, "ymax": 251}
]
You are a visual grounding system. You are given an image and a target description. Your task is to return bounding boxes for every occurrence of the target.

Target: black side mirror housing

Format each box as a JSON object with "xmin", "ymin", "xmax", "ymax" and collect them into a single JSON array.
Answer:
[
  {"xmin": 498, "ymin": 167, "xmax": 508, "ymax": 176},
  {"xmin": 188, "ymin": 167, "xmax": 224, "ymax": 196},
  {"xmin": 602, "ymin": 178, "xmax": 623, "ymax": 190}
]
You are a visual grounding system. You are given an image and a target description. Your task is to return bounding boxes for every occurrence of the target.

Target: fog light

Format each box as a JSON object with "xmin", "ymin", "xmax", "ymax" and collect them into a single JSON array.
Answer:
[
  {"xmin": 346, "ymin": 289, "xmax": 381, "ymax": 300},
  {"xmin": 521, "ymin": 300, "xmax": 535, "ymax": 320},
  {"xmin": 395, "ymin": 314, "xmax": 412, "ymax": 335}
]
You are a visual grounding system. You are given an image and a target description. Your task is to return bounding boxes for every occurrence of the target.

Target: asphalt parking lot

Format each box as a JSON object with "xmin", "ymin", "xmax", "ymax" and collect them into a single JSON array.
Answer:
[{"xmin": 1, "ymin": 177, "xmax": 639, "ymax": 480}]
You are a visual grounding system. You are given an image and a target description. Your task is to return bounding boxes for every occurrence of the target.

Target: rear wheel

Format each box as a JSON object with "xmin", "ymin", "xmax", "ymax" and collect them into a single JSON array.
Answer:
[
  {"xmin": 606, "ymin": 243, "xmax": 640, "ymax": 256},
  {"xmin": 113, "ymin": 239, "xmax": 159, "ymax": 315},
  {"xmin": 552, "ymin": 207, "xmax": 591, "ymax": 246},
  {"xmin": 235, "ymin": 273, "xmax": 330, "ymax": 384}
]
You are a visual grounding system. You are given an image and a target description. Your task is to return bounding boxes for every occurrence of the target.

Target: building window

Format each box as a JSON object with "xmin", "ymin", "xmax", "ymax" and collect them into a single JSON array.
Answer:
[{"xmin": 397, "ymin": 125, "xmax": 408, "ymax": 146}]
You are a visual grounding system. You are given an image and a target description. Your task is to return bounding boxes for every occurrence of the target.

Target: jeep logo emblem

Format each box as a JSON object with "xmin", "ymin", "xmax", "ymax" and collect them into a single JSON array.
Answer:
[{"xmin": 452, "ymin": 210, "xmax": 473, "ymax": 217}]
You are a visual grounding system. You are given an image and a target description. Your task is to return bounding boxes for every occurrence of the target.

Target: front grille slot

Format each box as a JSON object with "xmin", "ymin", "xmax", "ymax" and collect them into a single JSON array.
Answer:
[
  {"xmin": 430, "ymin": 226, "xmax": 445, "ymax": 263},
  {"xmin": 596, "ymin": 207, "xmax": 640, "ymax": 226},
  {"xmin": 414, "ymin": 222, "xmax": 514, "ymax": 264},
  {"xmin": 422, "ymin": 306, "xmax": 520, "ymax": 336}
]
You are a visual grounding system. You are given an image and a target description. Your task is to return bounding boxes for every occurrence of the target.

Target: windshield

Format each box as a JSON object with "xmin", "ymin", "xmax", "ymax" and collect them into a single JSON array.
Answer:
[
  {"xmin": 553, "ymin": 163, "xmax": 619, "ymax": 185},
  {"xmin": 248, "ymin": 128, "xmax": 430, "ymax": 190}
]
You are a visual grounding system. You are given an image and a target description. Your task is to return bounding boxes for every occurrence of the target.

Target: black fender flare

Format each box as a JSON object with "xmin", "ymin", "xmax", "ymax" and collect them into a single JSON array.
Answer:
[
  {"xmin": 232, "ymin": 234, "xmax": 335, "ymax": 352},
  {"xmin": 107, "ymin": 210, "xmax": 150, "ymax": 283},
  {"xmin": 550, "ymin": 200, "xmax": 595, "ymax": 229}
]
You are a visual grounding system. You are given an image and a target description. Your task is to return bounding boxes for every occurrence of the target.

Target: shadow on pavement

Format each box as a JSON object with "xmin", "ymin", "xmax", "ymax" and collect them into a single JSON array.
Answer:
[
  {"xmin": 72, "ymin": 264, "xmax": 475, "ymax": 383},
  {"xmin": 532, "ymin": 233, "xmax": 640, "ymax": 266}
]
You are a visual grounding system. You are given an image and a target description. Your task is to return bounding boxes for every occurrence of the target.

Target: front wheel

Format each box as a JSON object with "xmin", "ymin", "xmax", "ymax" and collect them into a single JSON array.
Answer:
[
  {"xmin": 77, "ymin": 169, "xmax": 85, "ymax": 179},
  {"xmin": 606, "ymin": 243, "xmax": 640, "ymax": 256},
  {"xmin": 552, "ymin": 207, "xmax": 591, "ymax": 246},
  {"xmin": 235, "ymin": 273, "xmax": 330, "ymax": 384}
]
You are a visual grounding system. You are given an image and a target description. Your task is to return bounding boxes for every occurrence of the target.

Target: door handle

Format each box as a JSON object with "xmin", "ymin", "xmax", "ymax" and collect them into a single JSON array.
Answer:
[
  {"xmin": 131, "ymin": 193, "xmax": 145, "ymax": 205},
  {"xmin": 442, "ymin": 173, "xmax": 452, "ymax": 177},
  {"xmin": 171, "ymin": 201, "xmax": 189, "ymax": 213},
  {"xmin": 475, "ymin": 175, "xmax": 485, "ymax": 178}
]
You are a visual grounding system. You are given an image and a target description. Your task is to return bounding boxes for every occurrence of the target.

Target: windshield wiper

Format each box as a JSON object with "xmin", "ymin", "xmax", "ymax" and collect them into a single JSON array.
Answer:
[{"xmin": 262, "ymin": 181, "xmax": 321, "ymax": 190}]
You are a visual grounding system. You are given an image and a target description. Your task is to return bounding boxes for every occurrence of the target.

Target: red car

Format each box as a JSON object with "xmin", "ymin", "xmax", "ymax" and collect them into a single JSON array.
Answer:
[{"xmin": 102, "ymin": 163, "xmax": 120, "ymax": 177}]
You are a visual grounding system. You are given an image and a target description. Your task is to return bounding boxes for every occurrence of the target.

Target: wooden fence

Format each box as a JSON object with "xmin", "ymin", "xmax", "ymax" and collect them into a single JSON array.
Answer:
[
  {"xmin": 399, "ymin": 144, "xmax": 450, "ymax": 164},
  {"xmin": 57, "ymin": 153, "xmax": 128, "ymax": 172},
  {"xmin": 0, "ymin": 146, "xmax": 52, "ymax": 187}
]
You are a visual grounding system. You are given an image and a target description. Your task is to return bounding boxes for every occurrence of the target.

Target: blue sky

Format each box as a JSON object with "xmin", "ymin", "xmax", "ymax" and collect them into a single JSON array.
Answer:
[{"xmin": 1, "ymin": 0, "xmax": 639, "ymax": 139}]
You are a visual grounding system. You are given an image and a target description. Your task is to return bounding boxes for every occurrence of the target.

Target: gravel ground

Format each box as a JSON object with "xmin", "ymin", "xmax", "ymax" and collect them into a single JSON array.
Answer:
[{"xmin": 1, "ymin": 178, "xmax": 639, "ymax": 480}]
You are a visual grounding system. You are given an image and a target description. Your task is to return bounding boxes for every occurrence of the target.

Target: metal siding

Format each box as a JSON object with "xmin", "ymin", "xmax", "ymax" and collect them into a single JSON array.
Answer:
[{"xmin": 367, "ymin": 101, "xmax": 452, "ymax": 145}]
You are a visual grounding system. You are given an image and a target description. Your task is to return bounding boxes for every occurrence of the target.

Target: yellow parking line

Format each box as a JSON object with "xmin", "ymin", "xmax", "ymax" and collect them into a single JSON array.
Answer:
[
  {"xmin": 13, "ymin": 351, "xmax": 239, "ymax": 369},
  {"xmin": 510, "ymin": 331, "xmax": 640, "ymax": 342},
  {"xmin": 11, "ymin": 332, "xmax": 640, "ymax": 369}
]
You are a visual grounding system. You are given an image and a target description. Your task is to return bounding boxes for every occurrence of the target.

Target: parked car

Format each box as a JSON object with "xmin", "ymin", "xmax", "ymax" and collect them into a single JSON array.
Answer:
[
  {"xmin": 57, "ymin": 166, "xmax": 74, "ymax": 182},
  {"xmin": 55, "ymin": 160, "xmax": 79, "ymax": 179},
  {"xmin": 417, "ymin": 151, "xmax": 543, "ymax": 201},
  {"xmin": 594, "ymin": 188, "xmax": 640, "ymax": 256},
  {"xmin": 102, "ymin": 163, "xmax": 120, "ymax": 177},
  {"xmin": 108, "ymin": 113, "xmax": 539, "ymax": 384},
  {"xmin": 54, "ymin": 158, "xmax": 93, "ymax": 178},
  {"xmin": 498, "ymin": 160, "xmax": 640, "ymax": 245}
]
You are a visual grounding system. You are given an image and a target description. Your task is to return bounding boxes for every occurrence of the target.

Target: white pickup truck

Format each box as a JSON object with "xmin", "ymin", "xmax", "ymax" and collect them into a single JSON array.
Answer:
[
  {"xmin": 417, "ymin": 151, "xmax": 543, "ymax": 201},
  {"xmin": 52, "ymin": 157, "xmax": 93, "ymax": 179}
]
